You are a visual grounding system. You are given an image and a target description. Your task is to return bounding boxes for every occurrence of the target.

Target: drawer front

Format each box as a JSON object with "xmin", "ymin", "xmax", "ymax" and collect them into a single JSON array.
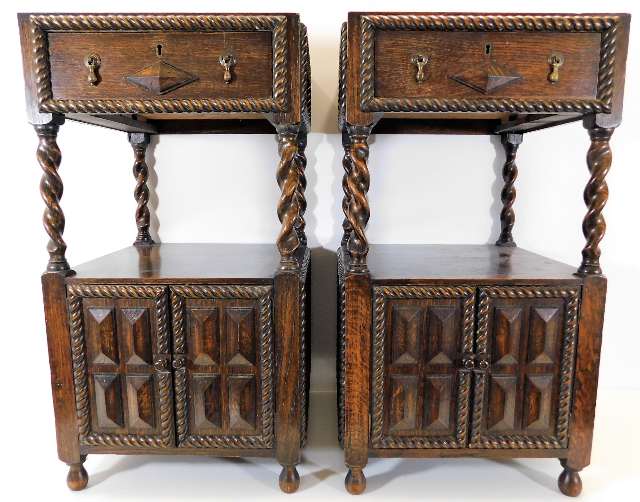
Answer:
[
  {"xmin": 66, "ymin": 284, "xmax": 174, "ymax": 449},
  {"xmin": 374, "ymin": 32, "xmax": 600, "ymax": 100},
  {"xmin": 371, "ymin": 286, "xmax": 475, "ymax": 449},
  {"xmin": 359, "ymin": 14, "xmax": 623, "ymax": 114},
  {"xmin": 170, "ymin": 285, "xmax": 274, "ymax": 449},
  {"xmin": 48, "ymin": 32, "xmax": 273, "ymax": 101},
  {"xmin": 27, "ymin": 14, "xmax": 289, "ymax": 114},
  {"xmin": 469, "ymin": 286, "xmax": 580, "ymax": 449}
]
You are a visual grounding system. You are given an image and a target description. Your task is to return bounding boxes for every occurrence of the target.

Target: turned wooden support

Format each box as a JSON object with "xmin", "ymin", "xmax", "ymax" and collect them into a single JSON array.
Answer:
[
  {"xmin": 341, "ymin": 129, "xmax": 354, "ymax": 247},
  {"xmin": 35, "ymin": 115, "xmax": 70, "ymax": 273},
  {"xmin": 294, "ymin": 130, "xmax": 308, "ymax": 247},
  {"xmin": 558, "ymin": 459, "xmax": 582, "ymax": 497},
  {"xmin": 276, "ymin": 124, "xmax": 302, "ymax": 269},
  {"xmin": 129, "ymin": 132, "xmax": 154, "ymax": 246},
  {"xmin": 578, "ymin": 122, "xmax": 614, "ymax": 276},
  {"xmin": 66, "ymin": 454, "xmax": 88, "ymax": 491},
  {"xmin": 343, "ymin": 125, "xmax": 371, "ymax": 272},
  {"xmin": 496, "ymin": 133, "xmax": 522, "ymax": 247}
]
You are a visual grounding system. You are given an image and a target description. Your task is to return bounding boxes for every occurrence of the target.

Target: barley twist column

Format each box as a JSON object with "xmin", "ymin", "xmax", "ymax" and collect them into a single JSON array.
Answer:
[
  {"xmin": 344, "ymin": 125, "xmax": 371, "ymax": 272},
  {"xmin": 129, "ymin": 133, "xmax": 154, "ymax": 246},
  {"xmin": 294, "ymin": 131, "xmax": 308, "ymax": 247},
  {"xmin": 35, "ymin": 116, "xmax": 69, "ymax": 273},
  {"xmin": 578, "ymin": 125, "xmax": 614, "ymax": 276},
  {"xmin": 496, "ymin": 133, "xmax": 522, "ymax": 247},
  {"xmin": 341, "ymin": 129, "xmax": 354, "ymax": 247},
  {"xmin": 276, "ymin": 125, "xmax": 302, "ymax": 269}
]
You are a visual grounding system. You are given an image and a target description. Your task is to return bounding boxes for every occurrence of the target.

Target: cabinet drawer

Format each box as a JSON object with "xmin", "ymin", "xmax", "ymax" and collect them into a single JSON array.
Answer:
[
  {"xmin": 48, "ymin": 32, "xmax": 274, "ymax": 101},
  {"xmin": 358, "ymin": 14, "xmax": 624, "ymax": 114},
  {"xmin": 25, "ymin": 14, "xmax": 290, "ymax": 114},
  {"xmin": 374, "ymin": 31, "xmax": 600, "ymax": 100}
]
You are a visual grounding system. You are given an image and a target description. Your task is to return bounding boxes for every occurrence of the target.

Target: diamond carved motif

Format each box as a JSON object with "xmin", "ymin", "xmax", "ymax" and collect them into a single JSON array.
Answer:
[
  {"xmin": 451, "ymin": 62, "xmax": 522, "ymax": 94},
  {"xmin": 126, "ymin": 60, "xmax": 198, "ymax": 95}
]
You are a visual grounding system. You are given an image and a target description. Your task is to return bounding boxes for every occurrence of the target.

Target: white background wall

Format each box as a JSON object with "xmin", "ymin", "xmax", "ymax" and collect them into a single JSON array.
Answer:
[{"xmin": 2, "ymin": 0, "xmax": 638, "ymax": 416}]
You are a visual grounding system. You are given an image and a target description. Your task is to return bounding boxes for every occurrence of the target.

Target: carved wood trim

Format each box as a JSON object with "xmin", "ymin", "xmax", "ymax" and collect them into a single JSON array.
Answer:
[
  {"xmin": 371, "ymin": 285, "xmax": 475, "ymax": 448},
  {"xmin": 300, "ymin": 22, "xmax": 311, "ymax": 130},
  {"xmin": 338, "ymin": 22, "xmax": 347, "ymax": 127},
  {"xmin": 169, "ymin": 285, "xmax": 274, "ymax": 449},
  {"xmin": 35, "ymin": 119, "xmax": 70, "ymax": 273},
  {"xmin": 496, "ymin": 133, "xmax": 522, "ymax": 247},
  {"xmin": 578, "ymin": 125, "xmax": 613, "ymax": 276},
  {"xmin": 298, "ymin": 252, "xmax": 311, "ymax": 447},
  {"xmin": 343, "ymin": 125, "xmax": 371, "ymax": 272},
  {"xmin": 337, "ymin": 252, "xmax": 347, "ymax": 446},
  {"xmin": 276, "ymin": 125, "xmax": 302, "ymax": 268},
  {"xmin": 28, "ymin": 14, "xmax": 289, "ymax": 114},
  {"xmin": 129, "ymin": 133, "xmax": 154, "ymax": 246},
  {"xmin": 359, "ymin": 14, "xmax": 620, "ymax": 113},
  {"xmin": 471, "ymin": 286, "xmax": 580, "ymax": 449},
  {"xmin": 67, "ymin": 284, "xmax": 174, "ymax": 448}
]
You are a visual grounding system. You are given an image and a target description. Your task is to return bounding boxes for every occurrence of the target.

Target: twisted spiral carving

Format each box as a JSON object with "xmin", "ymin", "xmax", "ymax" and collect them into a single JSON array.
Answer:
[
  {"xmin": 338, "ymin": 22, "xmax": 347, "ymax": 125},
  {"xmin": 341, "ymin": 131, "xmax": 354, "ymax": 247},
  {"xmin": 36, "ymin": 122, "xmax": 69, "ymax": 272},
  {"xmin": 300, "ymin": 23, "xmax": 311, "ymax": 129},
  {"xmin": 294, "ymin": 133, "xmax": 308, "ymax": 247},
  {"xmin": 579, "ymin": 126, "xmax": 613, "ymax": 275},
  {"xmin": 359, "ymin": 15, "xmax": 619, "ymax": 113},
  {"xmin": 345, "ymin": 129, "xmax": 371, "ymax": 271},
  {"xmin": 276, "ymin": 129, "xmax": 301, "ymax": 266},
  {"xmin": 130, "ymin": 134, "xmax": 154, "ymax": 245},
  {"xmin": 68, "ymin": 295, "xmax": 89, "ymax": 437},
  {"xmin": 496, "ymin": 135, "xmax": 521, "ymax": 246},
  {"xmin": 337, "ymin": 254, "xmax": 346, "ymax": 445}
]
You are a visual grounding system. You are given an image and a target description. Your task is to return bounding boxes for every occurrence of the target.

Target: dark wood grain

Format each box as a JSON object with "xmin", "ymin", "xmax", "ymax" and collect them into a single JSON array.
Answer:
[
  {"xmin": 48, "ymin": 32, "xmax": 273, "ymax": 101},
  {"xmin": 367, "ymin": 245, "xmax": 581, "ymax": 284},
  {"xmin": 374, "ymin": 32, "xmax": 600, "ymax": 100},
  {"xmin": 337, "ymin": 11, "xmax": 627, "ymax": 496},
  {"xmin": 21, "ymin": 11, "xmax": 309, "ymax": 493}
]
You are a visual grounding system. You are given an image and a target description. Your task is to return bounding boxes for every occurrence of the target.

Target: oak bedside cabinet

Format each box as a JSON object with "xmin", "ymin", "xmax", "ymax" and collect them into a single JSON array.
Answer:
[
  {"xmin": 19, "ymin": 13, "xmax": 310, "ymax": 493},
  {"xmin": 337, "ymin": 12, "xmax": 629, "ymax": 496}
]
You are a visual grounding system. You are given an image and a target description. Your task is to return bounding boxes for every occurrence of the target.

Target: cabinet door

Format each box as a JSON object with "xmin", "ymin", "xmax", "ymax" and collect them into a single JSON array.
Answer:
[
  {"xmin": 66, "ymin": 284, "xmax": 174, "ymax": 449},
  {"xmin": 470, "ymin": 286, "xmax": 580, "ymax": 449},
  {"xmin": 170, "ymin": 285, "xmax": 274, "ymax": 449},
  {"xmin": 371, "ymin": 286, "xmax": 475, "ymax": 449}
]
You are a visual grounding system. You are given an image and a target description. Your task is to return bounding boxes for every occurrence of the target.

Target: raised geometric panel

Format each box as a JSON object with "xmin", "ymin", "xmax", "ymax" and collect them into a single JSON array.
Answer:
[
  {"xmin": 391, "ymin": 306, "xmax": 421, "ymax": 365},
  {"xmin": 225, "ymin": 307, "xmax": 256, "ymax": 367},
  {"xmin": 188, "ymin": 308, "xmax": 219, "ymax": 366},
  {"xmin": 228, "ymin": 375, "xmax": 257, "ymax": 432},
  {"xmin": 492, "ymin": 307, "xmax": 523, "ymax": 366},
  {"xmin": 423, "ymin": 375, "xmax": 453, "ymax": 433},
  {"xmin": 388, "ymin": 375, "xmax": 418, "ymax": 433},
  {"xmin": 487, "ymin": 375, "xmax": 517, "ymax": 432},
  {"xmin": 126, "ymin": 375, "xmax": 156, "ymax": 430},
  {"xmin": 86, "ymin": 307, "xmax": 118, "ymax": 365},
  {"xmin": 190, "ymin": 374, "xmax": 222, "ymax": 431},
  {"xmin": 93, "ymin": 373, "xmax": 124, "ymax": 429},
  {"xmin": 125, "ymin": 60, "xmax": 198, "ymax": 95},
  {"xmin": 424, "ymin": 306, "xmax": 456, "ymax": 365},
  {"xmin": 524, "ymin": 374, "xmax": 554, "ymax": 431},
  {"xmin": 528, "ymin": 307, "xmax": 561, "ymax": 365},
  {"xmin": 451, "ymin": 62, "xmax": 522, "ymax": 94},
  {"xmin": 121, "ymin": 308, "xmax": 153, "ymax": 366}
]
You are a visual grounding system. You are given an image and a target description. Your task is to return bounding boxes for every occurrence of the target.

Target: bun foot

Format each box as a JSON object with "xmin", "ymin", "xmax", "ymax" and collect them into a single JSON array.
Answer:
[
  {"xmin": 558, "ymin": 463, "xmax": 582, "ymax": 497},
  {"xmin": 67, "ymin": 462, "xmax": 88, "ymax": 491},
  {"xmin": 279, "ymin": 465, "xmax": 300, "ymax": 494},
  {"xmin": 345, "ymin": 467, "xmax": 366, "ymax": 495}
]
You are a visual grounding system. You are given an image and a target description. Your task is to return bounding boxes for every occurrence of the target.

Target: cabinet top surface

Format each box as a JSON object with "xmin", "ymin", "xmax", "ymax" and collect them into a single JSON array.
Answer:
[
  {"xmin": 367, "ymin": 244, "xmax": 581, "ymax": 283},
  {"xmin": 68, "ymin": 243, "xmax": 282, "ymax": 283}
]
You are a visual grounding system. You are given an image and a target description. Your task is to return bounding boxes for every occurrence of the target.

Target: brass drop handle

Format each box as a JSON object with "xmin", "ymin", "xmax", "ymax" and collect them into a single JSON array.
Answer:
[
  {"xmin": 548, "ymin": 53, "xmax": 564, "ymax": 83},
  {"xmin": 411, "ymin": 54, "xmax": 429, "ymax": 83},
  {"xmin": 219, "ymin": 54, "xmax": 236, "ymax": 84},
  {"xmin": 84, "ymin": 53, "xmax": 101, "ymax": 86}
]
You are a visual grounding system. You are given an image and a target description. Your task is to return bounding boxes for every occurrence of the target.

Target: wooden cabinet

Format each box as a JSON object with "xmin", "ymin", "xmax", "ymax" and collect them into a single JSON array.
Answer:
[
  {"xmin": 337, "ymin": 11, "xmax": 629, "ymax": 497},
  {"xmin": 20, "ymin": 12, "xmax": 310, "ymax": 494}
]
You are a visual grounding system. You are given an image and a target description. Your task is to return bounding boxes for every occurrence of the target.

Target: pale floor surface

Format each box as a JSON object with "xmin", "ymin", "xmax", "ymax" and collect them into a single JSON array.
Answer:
[{"xmin": 6, "ymin": 389, "xmax": 638, "ymax": 501}]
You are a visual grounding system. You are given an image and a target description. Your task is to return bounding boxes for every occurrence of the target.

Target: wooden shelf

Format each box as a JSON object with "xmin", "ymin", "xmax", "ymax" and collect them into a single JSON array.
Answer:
[
  {"xmin": 365, "ymin": 244, "xmax": 581, "ymax": 284},
  {"xmin": 69, "ymin": 243, "xmax": 286, "ymax": 283}
]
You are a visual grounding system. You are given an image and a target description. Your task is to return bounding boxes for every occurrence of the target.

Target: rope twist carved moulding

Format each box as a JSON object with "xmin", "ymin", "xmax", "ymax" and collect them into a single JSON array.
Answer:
[{"xmin": 29, "ymin": 14, "xmax": 289, "ymax": 114}]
